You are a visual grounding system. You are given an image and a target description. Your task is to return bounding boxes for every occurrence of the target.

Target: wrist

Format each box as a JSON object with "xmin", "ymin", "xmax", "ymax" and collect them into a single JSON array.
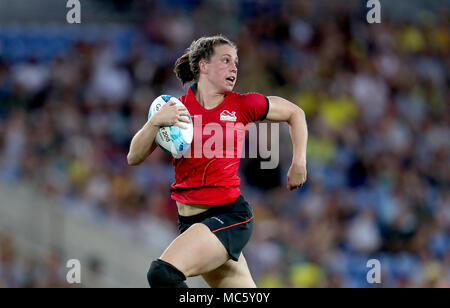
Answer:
[
  {"xmin": 148, "ymin": 117, "xmax": 160, "ymax": 128},
  {"xmin": 292, "ymin": 156, "xmax": 306, "ymax": 166}
]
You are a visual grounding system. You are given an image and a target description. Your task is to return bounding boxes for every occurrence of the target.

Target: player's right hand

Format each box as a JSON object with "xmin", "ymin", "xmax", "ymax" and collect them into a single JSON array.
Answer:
[{"xmin": 149, "ymin": 101, "xmax": 191, "ymax": 128}]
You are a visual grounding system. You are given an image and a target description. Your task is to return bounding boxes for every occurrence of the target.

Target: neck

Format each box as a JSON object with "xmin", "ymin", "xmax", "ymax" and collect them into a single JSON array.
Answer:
[{"xmin": 195, "ymin": 81, "xmax": 226, "ymax": 110}]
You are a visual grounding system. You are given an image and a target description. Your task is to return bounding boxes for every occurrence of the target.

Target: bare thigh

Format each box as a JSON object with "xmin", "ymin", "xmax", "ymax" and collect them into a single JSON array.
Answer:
[
  {"xmin": 159, "ymin": 223, "xmax": 230, "ymax": 278},
  {"xmin": 202, "ymin": 253, "xmax": 256, "ymax": 288}
]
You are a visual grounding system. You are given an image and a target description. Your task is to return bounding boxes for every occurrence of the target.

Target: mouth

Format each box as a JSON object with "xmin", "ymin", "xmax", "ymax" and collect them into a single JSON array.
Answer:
[{"xmin": 225, "ymin": 76, "xmax": 236, "ymax": 85}]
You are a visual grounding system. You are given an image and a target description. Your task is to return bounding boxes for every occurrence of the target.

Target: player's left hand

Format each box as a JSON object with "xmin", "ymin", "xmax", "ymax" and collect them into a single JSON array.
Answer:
[{"xmin": 287, "ymin": 161, "xmax": 307, "ymax": 190}]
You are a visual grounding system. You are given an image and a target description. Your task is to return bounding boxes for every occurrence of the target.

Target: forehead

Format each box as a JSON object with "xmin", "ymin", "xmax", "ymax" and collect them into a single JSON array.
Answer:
[{"xmin": 213, "ymin": 44, "xmax": 238, "ymax": 59}]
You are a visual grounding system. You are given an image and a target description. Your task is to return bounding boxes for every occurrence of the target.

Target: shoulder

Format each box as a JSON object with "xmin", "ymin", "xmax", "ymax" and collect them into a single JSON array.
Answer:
[
  {"xmin": 228, "ymin": 91, "xmax": 269, "ymax": 122},
  {"xmin": 227, "ymin": 91, "xmax": 267, "ymax": 103}
]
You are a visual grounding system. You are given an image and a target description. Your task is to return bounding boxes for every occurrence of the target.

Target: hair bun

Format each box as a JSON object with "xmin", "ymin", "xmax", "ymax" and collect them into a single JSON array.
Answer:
[{"xmin": 174, "ymin": 53, "xmax": 194, "ymax": 86}]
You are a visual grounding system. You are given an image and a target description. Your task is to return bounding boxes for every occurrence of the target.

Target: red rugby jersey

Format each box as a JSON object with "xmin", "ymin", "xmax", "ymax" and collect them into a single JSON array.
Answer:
[{"xmin": 170, "ymin": 84, "xmax": 269, "ymax": 205}]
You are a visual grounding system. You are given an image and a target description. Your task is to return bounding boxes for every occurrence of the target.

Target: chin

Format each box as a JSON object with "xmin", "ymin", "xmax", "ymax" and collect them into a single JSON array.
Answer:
[
  {"xmin": 224, "ymin": 84, "xmax": 235, "ymax": 92},
  {"xmin": 214, "ymin": 81, "xmax": 234, "ymax": 94}
]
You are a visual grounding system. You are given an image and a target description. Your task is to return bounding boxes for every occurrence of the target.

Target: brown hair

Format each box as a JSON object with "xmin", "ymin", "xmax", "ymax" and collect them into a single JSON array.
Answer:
[{"xmin": 174, "ymin": 35, "xmax": 237, "ymax": 86}]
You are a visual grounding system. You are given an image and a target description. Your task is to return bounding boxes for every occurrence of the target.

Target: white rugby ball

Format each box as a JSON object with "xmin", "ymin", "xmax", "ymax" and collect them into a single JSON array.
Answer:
[{"xmin": 148, "ymin": 95, "xmax": 193, "ymax": 157}]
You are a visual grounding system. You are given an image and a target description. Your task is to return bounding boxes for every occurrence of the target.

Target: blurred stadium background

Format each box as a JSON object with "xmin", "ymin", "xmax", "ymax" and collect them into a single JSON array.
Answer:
[{"xmin": 0, "ymin": 0, "xmax": 449, "ymax": 288}]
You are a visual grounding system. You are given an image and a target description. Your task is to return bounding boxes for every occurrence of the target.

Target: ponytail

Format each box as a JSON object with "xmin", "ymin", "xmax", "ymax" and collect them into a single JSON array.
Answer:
[{"xmin": 174, "ymin": 52, "xmax": 194, "ymax": 86}]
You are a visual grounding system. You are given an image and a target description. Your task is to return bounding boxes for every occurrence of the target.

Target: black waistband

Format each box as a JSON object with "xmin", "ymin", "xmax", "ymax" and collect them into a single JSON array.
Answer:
[{"xmin": 178, "ymin": 195, "xmax": 242, "ymax": 224}]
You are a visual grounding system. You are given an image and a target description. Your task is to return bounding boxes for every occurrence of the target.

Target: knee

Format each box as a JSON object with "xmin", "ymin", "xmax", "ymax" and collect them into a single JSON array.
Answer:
[{"xmin": 147, "ymin": 259, "xmax": 188, "ymax": 288}]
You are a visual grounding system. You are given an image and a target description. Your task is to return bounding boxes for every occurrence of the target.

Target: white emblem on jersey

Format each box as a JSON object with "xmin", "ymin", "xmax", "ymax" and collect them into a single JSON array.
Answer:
[{"xmin": 220, "ymin": 110, "xmax": 237, "ymax": 122}]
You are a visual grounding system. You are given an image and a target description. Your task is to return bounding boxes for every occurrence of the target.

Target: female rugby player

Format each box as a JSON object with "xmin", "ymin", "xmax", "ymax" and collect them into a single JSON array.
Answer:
[{"xmin": 127, "ymin": 35, "xmax": 308, "ymax": 288}]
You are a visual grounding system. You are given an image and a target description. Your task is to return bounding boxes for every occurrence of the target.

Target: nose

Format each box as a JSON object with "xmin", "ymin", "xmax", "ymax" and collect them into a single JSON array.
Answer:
[{"xmin": 230, "ymin": 63, "xmax": 237, "ymax": 73}]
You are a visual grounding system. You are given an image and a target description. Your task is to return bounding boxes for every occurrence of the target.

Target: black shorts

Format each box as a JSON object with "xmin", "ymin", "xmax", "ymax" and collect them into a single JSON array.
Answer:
[{"xmin": 177, "ymin": 195, "xmax": 254, "ymax": 262}]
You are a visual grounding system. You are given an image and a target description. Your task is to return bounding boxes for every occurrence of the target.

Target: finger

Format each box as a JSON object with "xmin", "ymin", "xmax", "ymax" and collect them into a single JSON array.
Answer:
[
  {"xmin": 289, "ymin": 183, "xmax": 301, "ymax": 190},
  {"xmin": 176, "ymin": 111, "xmax": 190, "ymax": 119},
  {"xmin": 174, "ymin": 122, "xmax": 187, "ymax": 129},
  {"xmin": 178, "ymin": 116, "xmax": 191, "ymax": 123},
  {"xmin": 178, "ymin": 114, "xmax": 192, "ymax": 123},
  {"xmin": 179, "ymin": 111, "xmax": 190, "ymax": 117}
]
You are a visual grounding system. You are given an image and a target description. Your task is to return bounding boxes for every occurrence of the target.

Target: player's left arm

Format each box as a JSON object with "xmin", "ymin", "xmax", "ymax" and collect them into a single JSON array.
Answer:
[{"xmin": 266, "ymin": 96, "xmax": 308, "ymax": 190}]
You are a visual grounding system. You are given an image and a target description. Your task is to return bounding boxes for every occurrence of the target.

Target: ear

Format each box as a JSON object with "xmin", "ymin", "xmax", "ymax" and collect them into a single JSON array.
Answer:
[{"xmin": 199, "ymin": 60, "xmax": 209, "ymax": 74}]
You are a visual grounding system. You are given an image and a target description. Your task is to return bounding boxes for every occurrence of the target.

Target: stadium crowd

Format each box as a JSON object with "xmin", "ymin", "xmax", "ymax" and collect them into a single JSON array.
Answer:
[{"xmin": 0, "ymin": 1, "xmax": 449, "ymax": 287}]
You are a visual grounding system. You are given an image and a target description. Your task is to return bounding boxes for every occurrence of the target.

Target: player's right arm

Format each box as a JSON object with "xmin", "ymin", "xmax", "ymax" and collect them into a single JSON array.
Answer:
[{"xmin": 127, "ymin": 101, "xmax": 190, "ymax": 165}]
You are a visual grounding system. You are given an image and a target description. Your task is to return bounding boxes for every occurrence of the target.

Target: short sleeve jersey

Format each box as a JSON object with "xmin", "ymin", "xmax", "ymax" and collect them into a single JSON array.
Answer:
[{"xmin": 170, "ymin": 84, "xmax": 269, "ymax": 205}]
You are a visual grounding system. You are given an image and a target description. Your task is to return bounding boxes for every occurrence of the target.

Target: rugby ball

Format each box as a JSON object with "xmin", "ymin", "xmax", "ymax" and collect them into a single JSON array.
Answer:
[{"xmin": 148, "ymin": 95, "xmax": 193, "ymax": 157}]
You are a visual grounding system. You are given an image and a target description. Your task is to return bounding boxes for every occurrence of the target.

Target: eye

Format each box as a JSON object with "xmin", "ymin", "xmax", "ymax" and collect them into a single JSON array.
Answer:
[{"xmin": 223, "ymin": 59, "xmax": 229, "ymax": 64}]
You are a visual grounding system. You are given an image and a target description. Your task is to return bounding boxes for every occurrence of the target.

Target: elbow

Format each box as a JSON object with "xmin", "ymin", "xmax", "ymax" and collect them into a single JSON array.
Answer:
[
  {"xmin": 288, "ymin": 106, "xmax": 306, "ymax": 124},
  {"xmin": 296, "ymin": 106, "xmax": 305, "ymax": 118},
  {"xmin": 295, "ymin": 106, "xmax": 306, "ymax": 124},
  {"xmin": 127, "ymin": 153, "xmax": 139, "ymax": 166}
]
